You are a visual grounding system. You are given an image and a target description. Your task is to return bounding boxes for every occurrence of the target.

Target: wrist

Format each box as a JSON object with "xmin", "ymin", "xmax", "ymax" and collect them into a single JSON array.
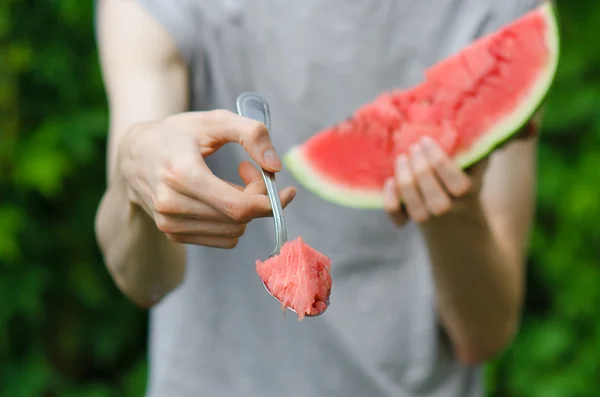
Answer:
[
  {"xmin": 101, "ymin": 177, "xmax": 147, "ymax": 237},
  {"xmin": 105, "ymin": 151, "xmax": 151, "ymax": 230},
  {"xmin": 420, "ymin": 194, "xmax": 485, "ymax": 232},
  {"xmin": 449, "ymin": 194, "xmax": 484, "ymax": 216},
  {"xmin": 111, "ymin": 121, "xmax": 156, "ymax": 214}
]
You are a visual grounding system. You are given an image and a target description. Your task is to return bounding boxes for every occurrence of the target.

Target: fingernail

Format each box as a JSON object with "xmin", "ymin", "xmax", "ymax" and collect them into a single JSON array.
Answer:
[
  {"xmin": 421, "ymin": 136, "xmax": 434, "ymax": 147},
  {"xmin": 263, "ymin": 149, "xmax": 282, "ymax": 171},
  {"xmin": 410, "ymin": 143, "xmax": 421, "ymax": 154}
]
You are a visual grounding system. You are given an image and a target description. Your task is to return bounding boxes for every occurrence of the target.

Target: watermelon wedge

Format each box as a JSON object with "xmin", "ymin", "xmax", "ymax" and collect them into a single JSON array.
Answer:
[
  {"xmin": 283, "ymin": 2, "xmax": 560, "ymax": 209},
  {"xmin": 256, "ymin": 237, "xmax": 332, "ymax": 321}
]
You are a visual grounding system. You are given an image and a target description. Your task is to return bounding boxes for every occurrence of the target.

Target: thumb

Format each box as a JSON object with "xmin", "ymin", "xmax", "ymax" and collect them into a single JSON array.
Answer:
[{"xmin": 194, "ymin": 109, "xmax": 282, "ymax": 172}]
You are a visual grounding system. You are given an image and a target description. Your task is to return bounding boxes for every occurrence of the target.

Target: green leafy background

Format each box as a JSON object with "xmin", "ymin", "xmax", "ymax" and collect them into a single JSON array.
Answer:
[{"xmin": 1, "ymin": 0, "xmax": 598, "ymax": 396}]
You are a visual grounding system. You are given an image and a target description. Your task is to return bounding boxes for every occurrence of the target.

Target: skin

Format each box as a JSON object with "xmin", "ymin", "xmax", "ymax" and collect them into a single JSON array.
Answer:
[
  {"xmin": 95, "ymin": 0, "xmax": 537, "ymax": 366},
  {"xmin": 383, "ymin": 118, "xmax": 541, "ymax": 364},
  {"xmin": 94, "ymin": 0, "xmax": 296, "ymax": 307}
]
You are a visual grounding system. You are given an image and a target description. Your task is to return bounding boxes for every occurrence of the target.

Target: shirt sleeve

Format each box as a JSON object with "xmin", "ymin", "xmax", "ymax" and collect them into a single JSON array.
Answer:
[
  {"xmin": 479, "ymin": 0, "xmax": 544, "ymax": 36},
  {"xmin": 137, "ymin": 0, "xmax": 201, "ymax": 64}
]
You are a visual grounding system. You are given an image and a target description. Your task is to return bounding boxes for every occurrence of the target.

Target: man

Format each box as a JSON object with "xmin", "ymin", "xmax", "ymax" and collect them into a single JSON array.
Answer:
[{"xmin": 94, "ymin": 0, "xmax": 540, "ymax": 396}]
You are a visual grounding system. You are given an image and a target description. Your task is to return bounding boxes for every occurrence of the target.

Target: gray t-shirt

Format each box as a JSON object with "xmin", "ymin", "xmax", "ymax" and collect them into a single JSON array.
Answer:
[{"xmin": 134, "ymin": 1, "xmax": 538, "ymax": 396}]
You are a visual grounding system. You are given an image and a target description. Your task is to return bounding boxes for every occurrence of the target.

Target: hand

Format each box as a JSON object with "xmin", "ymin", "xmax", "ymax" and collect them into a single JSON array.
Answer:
[
  {"xmin": 382, "ymin": 114, "xmax": 541, "ymax": 226},
  {"xmin": 116, "ymin": 109, "xmax": 296, "ymax": 248},
  {"xmin": 383, "ymin": 136, "xmax": 488, "ymax": 226}
]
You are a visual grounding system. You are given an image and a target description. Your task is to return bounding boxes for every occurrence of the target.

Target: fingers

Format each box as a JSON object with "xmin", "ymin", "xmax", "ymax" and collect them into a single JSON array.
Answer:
[
  {"xmin": 238, "ymin": 160, "xmax": 262, "ymax": 186},
  {"xmin": 238, "ymin": 160, "xmax": 269, "ymax": 196},
  {"xmin": 420, "ymin": 137, "xmax": 471, "ymax": 197},
  {"xmin": 272, "ymin": 186, "xmax": 297, "ymax": 211},
  {"xmin": 390, "ymin": 137, "xmax": 476, "ymax": 225},
  {"xmin": 382, "ymin": 178, "xmax": 408, "ymax": 226},
  {"xmin": 240, "ymin": 173, "xmax": 297, "ymax": 211},
  {"xmin": 409, "ymin": 143, "xmax": 451, "ymax": 217},
  {"xmin": 152, "ymin": 184, "xmax": 231, "ymax": 221},
  {"xmin": 225, "ymin": 181, "xmax": 245, "ymax": 192},
  {"xmin": 158, "ymin": 153, "xmax": 297, "ymax": 226},
  {"xmin": 185, "ymin": 109, "xmax": 282, "ymax": 172},
  {"xmin": 199, "ymin": 173, "xmax": 294, "ymax": 222},
  {"xmin": 165, "ymin": 234, "xmax": 243, "ymax": 249},
  {"xmin": 153, "ymin": 180, "xmax": 295, "ymax": 249},
  {"xmin": 156, "ymin": 214, "xmax": 247, "ymax": 237},
  {"xmin": 153, "ymin": 180, "xmax": 294, "ymax": 250},
  {"xmin": 152, "ymin": 187, "xmax": 247, "ymax": 249},
  {"xmin": 395, "ymin": 154, "xmax": 430, "ymax": 223},
  {"xmin": 237, "ymin": 160, "xmax": 297, "ymax": 212},
  {"xmin": 160, "ymin": 160, "xmax": 276, "ymax": 221}
]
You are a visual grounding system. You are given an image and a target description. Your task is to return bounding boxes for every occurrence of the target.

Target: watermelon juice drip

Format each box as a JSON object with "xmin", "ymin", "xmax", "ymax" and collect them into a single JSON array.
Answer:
[{"xmin": 255, "ymin": 237, "xmax": 332, "ymax": 321}]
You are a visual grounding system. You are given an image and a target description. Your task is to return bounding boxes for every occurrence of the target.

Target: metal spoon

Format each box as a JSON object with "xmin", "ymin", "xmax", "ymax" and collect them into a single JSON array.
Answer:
[{"xmin": 235, "ymin": 92, "xmax": 322, "ymax": 318}]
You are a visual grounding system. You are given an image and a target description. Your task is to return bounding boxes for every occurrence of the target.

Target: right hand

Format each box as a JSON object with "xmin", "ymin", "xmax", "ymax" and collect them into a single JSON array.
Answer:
[{"xmin": 116, "ymin": 109, "xmax": 297, "ymax": 249}]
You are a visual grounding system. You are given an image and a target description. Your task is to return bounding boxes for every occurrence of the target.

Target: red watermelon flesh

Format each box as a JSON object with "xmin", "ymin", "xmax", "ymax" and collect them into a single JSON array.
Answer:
[
  {"xmin": 283, "ymin": 2, "xmax": 559, "ymax": 209},
  {"xmin": 255, "ymin": 237, "xmax": 332, "ymax": 321}
]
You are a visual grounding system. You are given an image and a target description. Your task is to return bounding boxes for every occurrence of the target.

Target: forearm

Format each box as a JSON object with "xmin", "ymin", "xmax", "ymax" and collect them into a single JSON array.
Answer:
[
  {"xmin": 95, "ymin": 175, "xmax": 185, "ymax": 308},
  {"xmin": 94, "ymin": 0, "xmax": 193, "ymax": 307},
  {"xmin": 421, "ymin": 199, "xmax": 524, "ymax": 364}
]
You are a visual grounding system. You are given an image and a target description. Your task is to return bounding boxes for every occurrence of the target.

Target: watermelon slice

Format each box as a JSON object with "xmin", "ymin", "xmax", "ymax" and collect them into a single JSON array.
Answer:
[
  {"xmin": 283, "ymin": 2, "xmax": 560, "ymax": 209},
  {"xmin": 255, "ymin": 237, "xmax": 332, "ymax": 321}
]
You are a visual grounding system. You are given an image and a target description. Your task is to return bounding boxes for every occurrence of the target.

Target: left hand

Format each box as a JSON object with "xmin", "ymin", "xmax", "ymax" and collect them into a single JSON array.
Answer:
[
  {"xmin": 384, "ymin": 115, "xmax": 540, "ymax": 226},
  {"xmin": 383, "ymin": 135, "xmax": 488, "ymax": 226}
]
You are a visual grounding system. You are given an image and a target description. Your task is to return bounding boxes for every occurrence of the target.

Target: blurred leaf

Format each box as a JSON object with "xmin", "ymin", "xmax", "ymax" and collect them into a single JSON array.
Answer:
[
  {"xmin": 0, "ymin": 205, "xmax": 26, "ymax": 261},
  {"xmin": 487, "ymin": 1, "xmax": 600, "ymax": 396},
  {"xmin": 0, "ymin": 1, "xmax": 147, "ymax": 395}
]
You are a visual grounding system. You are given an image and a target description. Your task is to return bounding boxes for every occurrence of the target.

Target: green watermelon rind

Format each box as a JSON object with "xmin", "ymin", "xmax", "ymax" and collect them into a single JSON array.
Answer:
[{"xmin": 283, "ymin": 1, "xmax": 560, "ymax": 210}]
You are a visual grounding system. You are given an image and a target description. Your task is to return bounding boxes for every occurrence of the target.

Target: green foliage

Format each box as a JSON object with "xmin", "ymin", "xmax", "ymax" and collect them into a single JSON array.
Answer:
[
  {"xmin": 0, "ymin": 0, "xmax": 598, "ymax": 396},
  {"xmin": 486, "ymin": 1, "xmax": 600, "ymax": 396},
  {"xmin": 0, "ymin": 1, "xmax": 147, "ymax": 396}
]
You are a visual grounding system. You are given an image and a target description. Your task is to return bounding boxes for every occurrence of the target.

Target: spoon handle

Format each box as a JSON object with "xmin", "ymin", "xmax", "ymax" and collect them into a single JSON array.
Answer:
[{"xmin": 236, "ymin": 92, "xmax": 288, "ymax": 252}]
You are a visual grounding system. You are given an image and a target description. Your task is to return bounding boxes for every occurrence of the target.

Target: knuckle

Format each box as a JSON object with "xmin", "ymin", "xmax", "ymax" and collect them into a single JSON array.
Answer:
[
  {"xmin": 222, "ymin": 199, "xmax": 252, "ymax": 222},
  {"xmin": 247, "ymin": 121, "xmax": 268, "ymax": 143},
  {"xmin": 207, "ymin": 109, "xmax": 235, "ymax": 124},
  {"xmin": 162, "ymin": 160, "xmax": 190, "ymax": 189},
  {"xmin": 155, "ymin": 214, "xmax": 174, "ymax": 233},
  {"xmin": 398, "ymin": 177, "xmax": 416, "ymax": 192},
  {"xmin": 414, "ymin": 163, "xmax": 432, "ymax": 179},
  {"xmin": 152, "ymin": 186, "xmax": 177, "ymax": 214}
]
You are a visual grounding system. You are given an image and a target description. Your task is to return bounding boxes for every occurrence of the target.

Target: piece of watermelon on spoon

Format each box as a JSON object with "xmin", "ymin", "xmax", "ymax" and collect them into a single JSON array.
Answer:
[{"xmin": 236, "ymin": 93, "xmax": 333, "ymax": 321}]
